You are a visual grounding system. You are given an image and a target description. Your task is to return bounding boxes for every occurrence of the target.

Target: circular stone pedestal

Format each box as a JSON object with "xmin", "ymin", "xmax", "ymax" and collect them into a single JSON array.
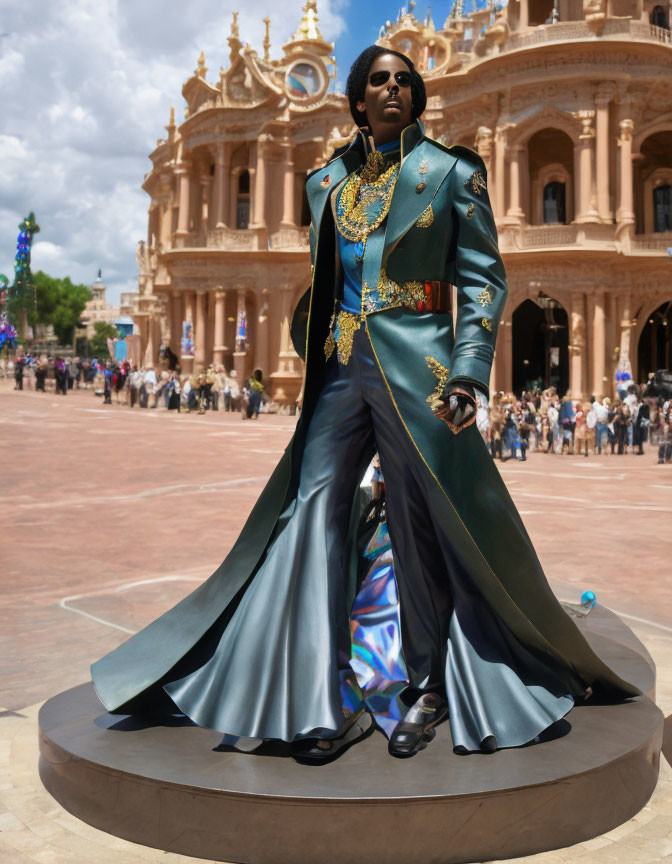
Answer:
[{"xmin": 39, "ymin": 607, "xmax": 664, "ymax": 864}]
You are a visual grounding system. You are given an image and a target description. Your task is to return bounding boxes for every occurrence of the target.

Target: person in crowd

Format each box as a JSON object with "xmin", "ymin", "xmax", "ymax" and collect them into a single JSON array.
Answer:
[
  {"xmin": 34, "ymin": 356, "xmax": 47, "ymax": 392},
  {"xmin": 67, "ymin": 358, "xmax": 78, "ymax": 390},
  {"xmin": 246, "ymin": 369, "xmax": 265, "ymax": 420},
  {"xmin": 574, "ymin": 402, "xmax": 589, "ymax": 457},
  {"xmin": 632, "ymin": 392, "xmax": 650, "ymax": 456},
  {"xmin": 128, "ymin": 364, "xmax": 141, "ymax": 407},
  {"xmin": 658, "ymin": 401, "xmax": 671, "ymax": 464},
  {"xmin": 489, "ymin": 391, "xmax": 505, "ymax": 460},
  {"xmin": 517, "ymin": 407, "xmax": 533, "ymax": 461},
  {"xmin": 54, "ymin": 356, "xmax": 68, "ymax": 395},
  {"xmin": 14, "ymin": 354, "xmax": 25, "ymax": 391},
  {"xmin": 613, "ymin": 400, "xmax": 630, "ymax": 454},
  {"xmin": 143, "ymin": 364, "xmax": 158, "ymax": 409},
  {"xmin": 102, "ymin": 361, "xmax": 113, "ymax": 404},
  {"xmin": 558, "ymin": 394, "xmax": 575, "ymax": 454}
]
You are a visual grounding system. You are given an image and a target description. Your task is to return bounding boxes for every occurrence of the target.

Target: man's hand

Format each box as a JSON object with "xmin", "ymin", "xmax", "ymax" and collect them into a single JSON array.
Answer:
[{"xmin": 432, "ymin": 385, "xmax": 477, "ymax": 434}]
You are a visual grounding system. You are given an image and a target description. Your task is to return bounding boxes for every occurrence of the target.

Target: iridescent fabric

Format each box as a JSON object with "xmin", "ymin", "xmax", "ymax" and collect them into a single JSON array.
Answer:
[{"xmin": 350, "ymin": 547, "xmax": 408, "ymax": 737}]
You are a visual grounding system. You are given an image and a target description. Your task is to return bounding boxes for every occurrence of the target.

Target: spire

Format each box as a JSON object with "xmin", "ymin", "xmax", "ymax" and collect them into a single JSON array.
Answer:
[
  {"xmin": 425, "ymin": 6, "xmax": 436, "ymax": 28},
  {"xmin": 228, "ymin": 11, "xmax": 243, "ymax": 63},
  {"xmin": 263, "ymin": 16, "xmax": 270, "ymax": 60},
  {"xmin": 195, "ymin": 50, "xmax": 207, "ymax": 79},
  {"xmin": 165, "ymin": 105, "xmax": 176, "ymax": 139},
  {"xmin": 293, "ymin": 0, "xmax": 324, "ymax": 41}
]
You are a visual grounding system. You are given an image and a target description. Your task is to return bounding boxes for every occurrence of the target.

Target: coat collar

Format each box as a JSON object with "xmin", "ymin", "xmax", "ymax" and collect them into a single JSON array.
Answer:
[{"xmin": 306, "ymin": 120, "xmax": 456, "ymax": 252}]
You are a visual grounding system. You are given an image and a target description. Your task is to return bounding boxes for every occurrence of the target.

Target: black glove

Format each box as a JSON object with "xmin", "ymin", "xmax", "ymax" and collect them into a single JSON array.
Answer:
[{"xmin": 432, "ymin": 384, "xmax": 477, "ymax": 434}]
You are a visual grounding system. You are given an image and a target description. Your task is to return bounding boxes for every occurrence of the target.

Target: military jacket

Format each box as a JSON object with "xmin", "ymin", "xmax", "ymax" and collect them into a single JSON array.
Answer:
[{"xmin": 300, "ymin": 121, "xmax": 506, "ymax": 397}]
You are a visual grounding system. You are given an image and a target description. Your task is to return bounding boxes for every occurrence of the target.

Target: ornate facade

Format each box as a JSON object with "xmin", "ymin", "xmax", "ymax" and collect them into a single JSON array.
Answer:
[{"xmin": 134, "ymin": 0, "xmax": 672, "ymax": 400}]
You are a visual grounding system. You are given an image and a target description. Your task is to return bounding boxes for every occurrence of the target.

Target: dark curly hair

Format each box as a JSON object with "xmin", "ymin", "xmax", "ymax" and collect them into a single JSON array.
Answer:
[{"xmin": 345, "ymin": 45, "xmax": 427, "ymax": 128}]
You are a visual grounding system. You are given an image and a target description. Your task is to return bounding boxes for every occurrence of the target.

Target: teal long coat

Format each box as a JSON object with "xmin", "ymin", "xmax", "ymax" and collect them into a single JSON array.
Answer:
[{"xmin": 91, "ymin": 124, "xmax": 638, "ymax": 714}]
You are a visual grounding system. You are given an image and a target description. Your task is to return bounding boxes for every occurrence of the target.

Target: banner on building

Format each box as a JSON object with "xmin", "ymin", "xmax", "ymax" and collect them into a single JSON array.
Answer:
[{"xmin": 181, "ymin": 321, "xmax": 194, "ymax": 356}]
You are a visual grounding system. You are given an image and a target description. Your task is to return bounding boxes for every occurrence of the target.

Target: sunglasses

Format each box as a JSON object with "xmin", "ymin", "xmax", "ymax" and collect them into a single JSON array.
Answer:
[{"xmin": 369, "ymin": 70, "xmax": 412, "ymax": 88}]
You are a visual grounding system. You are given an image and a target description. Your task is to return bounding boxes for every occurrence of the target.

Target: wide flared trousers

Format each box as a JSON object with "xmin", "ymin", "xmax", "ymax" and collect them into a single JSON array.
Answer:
[{"xmin": 164, "ymin": 327, "xmax": 573, "ymax": 750}]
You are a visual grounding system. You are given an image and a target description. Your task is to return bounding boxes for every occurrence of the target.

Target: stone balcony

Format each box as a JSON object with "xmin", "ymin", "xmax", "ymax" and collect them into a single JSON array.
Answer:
[
  {"xmin": 169, "ymin": 225, "xmax": 310, "ymax": 253},
  {"xmin": 630, "ymin": 232, "xmax": 672, "ymax": 253},
  {"xmin": 499, "ymin": 223, "xmax": 672, "ymax": 254},
  {"xmin": 269, "ymin": 226, "xmax": 310, "ymax": 250},
  {"xmin": 501, "ymin": 19, "xmax": 671, "ymax": 54},
  {"xmin": 206, "ymin": 226, "xmax": 267, "ymax": 251}
]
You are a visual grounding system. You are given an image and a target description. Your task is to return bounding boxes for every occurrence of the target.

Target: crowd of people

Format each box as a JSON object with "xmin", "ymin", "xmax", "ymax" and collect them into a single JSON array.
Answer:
[
  {"xmin": 4, "ymin": 354, "xmax": 670, "ymax": 461},
  {"xmin": 1, "ymin": 354, "xmax": 293, "ymax": 419},
  {"xmin": 477, "ymin": 384, "xmax": 672, "ymax": 464}
]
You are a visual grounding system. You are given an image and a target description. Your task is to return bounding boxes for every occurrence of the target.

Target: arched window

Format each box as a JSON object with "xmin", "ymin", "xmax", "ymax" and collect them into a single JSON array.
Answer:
[
  {"xmin": 651, "ymin": 5, "xmax": 668, "ymax": 28},
  {"xmin": 653, "ymin": 184, "xmax": 672, "ymax": 233},
  {"xmin": 543, "ymin": 181, "xmax": 566, "ymax": 224},
  {"xmin": 236, "ymin": 170, "xmax": 250, "ymax": 229}
]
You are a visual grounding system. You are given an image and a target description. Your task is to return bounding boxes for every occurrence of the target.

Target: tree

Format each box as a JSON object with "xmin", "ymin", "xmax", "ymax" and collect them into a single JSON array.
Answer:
[
  {"xmin": 31, "ymin": 271, "xmax": 91, "ymax": 345},
  {"xmin": 88, "ymin": 321, "xmax": 117, "ymax": 359}
]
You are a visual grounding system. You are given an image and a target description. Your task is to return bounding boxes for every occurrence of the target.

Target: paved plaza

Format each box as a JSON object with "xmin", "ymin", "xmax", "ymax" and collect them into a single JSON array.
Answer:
[{"xmin": 1, "ymin": 380, "xmax": 670, "ymax": 863}]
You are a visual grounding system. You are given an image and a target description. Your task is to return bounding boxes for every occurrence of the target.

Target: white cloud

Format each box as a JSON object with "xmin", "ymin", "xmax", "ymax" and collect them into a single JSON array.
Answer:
[{"xmin": 0, "ymin": 0, "xmax": 348, "ymax": 305}]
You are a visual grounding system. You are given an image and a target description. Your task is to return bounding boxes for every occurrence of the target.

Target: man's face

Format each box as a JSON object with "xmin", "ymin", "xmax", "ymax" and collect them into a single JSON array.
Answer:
[{"xmin": 356, "ymin": 53, "xmax": 413, "ymax": 141}]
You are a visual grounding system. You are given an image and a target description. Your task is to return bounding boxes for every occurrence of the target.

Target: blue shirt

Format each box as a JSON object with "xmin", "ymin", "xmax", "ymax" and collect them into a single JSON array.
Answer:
[{"xmin": 338, "ymin": 138, "xmax": 400, "ymax": 314}]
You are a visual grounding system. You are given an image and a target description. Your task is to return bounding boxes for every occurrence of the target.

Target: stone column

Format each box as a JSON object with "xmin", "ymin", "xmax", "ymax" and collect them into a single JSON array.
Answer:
[
  {"xmin": 213, "ymin": 144, "xmax": 229, "ymax": 228},
  {"xmin": 475, "ymin": 127, "xmax": 494, "ymax": 178},
  {"xmin": 175, "ymin": 163, "xmax": 191, "ymax": 234},
  {"xmin": 570, "ymin": 291, "xmax": 586, "ymax": 398},
  {"xmin": 171, "ymin": 290, "xmax": 182, "ymax": 354},
  {"xmin": 503, "ymin": 316, "xmax": 513, "ymax": 394},
  {"xmin": 617, "ymin": 118, "xmax": 635, "ymax": 228},
  {"xmin": 213, "ymin": 288, "xmax": 227, "ymax": 365},
  {"xmin": 199, "ymin": 176, "xmax": 209, "ymax": 235},
  {"xmin": 575, "ymin": 113, "xmax": 599, "ymax": 223},
  {"xmin": 506, "ymin": 145, "xmax": 525, "ymax": 221},
  {"xmin": 194, "ymin": 289, "xmax": 207, "ymax": 369},
  {"xmin": 592, "ymin": 290, "xmax": 607, "ymax": 397},
  {"xmin": 618, "ymin": 292, "xmax": 633, "ymax": 376},
  {"xmin": 144, "ymin": 314, "xmax": 156, "ymax": 367},
  {"xmin": 251, "ymin": 137, "xmax": 267, "ymax": 229},
  {"xmin": 160, "ymin": 197, "xmax": 173, "ymax": 248},
  {"xmin": 519, "ymin": 0, "xmax": 529, "ymax": 27},
  {"xmin": 595, "ymin": 85, "xmax": 613, "ymax": 222},
  {"xmin": 281, "ymin": 141, "xmax": 296, "ymax": 228},
  {"xmin": 256, "ymin": 292, "xmax": 270, "ymax": 377},
  {"xmin": 494, "ymin": 126, "xmax": 507, "ymax": 219},
  {"xmin": 233, "ymin": 287, "xmax": 248, "ymax": 382}
]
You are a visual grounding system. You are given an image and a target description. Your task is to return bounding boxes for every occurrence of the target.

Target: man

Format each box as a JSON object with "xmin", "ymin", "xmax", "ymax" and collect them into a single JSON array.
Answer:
[{"xmin": 92, "ymin": 46, "xmax": 637, "ymax": 762}]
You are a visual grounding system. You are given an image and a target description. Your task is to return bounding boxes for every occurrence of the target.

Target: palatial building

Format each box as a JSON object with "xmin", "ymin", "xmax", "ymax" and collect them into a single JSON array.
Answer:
[{"xmin": 133, "ymin": 0, "xmax": 672, "ymax": 401}]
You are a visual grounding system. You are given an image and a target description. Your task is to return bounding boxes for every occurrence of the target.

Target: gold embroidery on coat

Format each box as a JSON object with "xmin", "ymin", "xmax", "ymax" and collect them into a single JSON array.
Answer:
[
  {"xmin": 481, "ymin": 317, "xmax": 493, "ymax": 332},
  {"xmin": 465, "ymin": 171, "xmax": 486, "ymax": 196},
  {"xmin": 324, "ymin": 301, "xmax": 337, "ymax": 361},
  {"xmin": 425, "ymin": 356, "xmax": 451, "ymax": 411},
  {"xmin": 478, "ymin": 286, "xmax": 493, "ymax": 307},
  {"xmin": 334, "ymin": 310, "xmax": 359, "ymax": 366},
  {"xmin": 415, "ymin": 204, "xmax": 434, "ymax": 228},
  {"xmin": 466, "ymin": 203, "xmax": 475, "ymax": 220}
]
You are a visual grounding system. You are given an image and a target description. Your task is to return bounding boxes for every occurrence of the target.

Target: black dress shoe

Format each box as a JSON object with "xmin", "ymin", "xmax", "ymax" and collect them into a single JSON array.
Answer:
[
  {"xmin": 290, "ymin": 709, "xmax": 373, "ymax": 763},
  {"xmin": 389, "ymin": 692, "xmax": 449, "ymax": 758}
]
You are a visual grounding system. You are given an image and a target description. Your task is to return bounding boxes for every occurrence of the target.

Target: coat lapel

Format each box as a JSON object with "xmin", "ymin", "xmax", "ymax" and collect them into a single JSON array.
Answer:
[
  {"xmin": 383, "ymin": 130, "xmax": 457, "ymax": 265},
  {"xmin": 306, "ymin": 139, "xmax": 364, "ymax": 238}
]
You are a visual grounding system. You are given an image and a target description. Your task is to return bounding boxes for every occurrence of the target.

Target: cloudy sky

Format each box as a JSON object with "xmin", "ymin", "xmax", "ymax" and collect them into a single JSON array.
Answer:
[{"xmin": 0, "ymin": 0, "xmax": 436, "ymax": 305}]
